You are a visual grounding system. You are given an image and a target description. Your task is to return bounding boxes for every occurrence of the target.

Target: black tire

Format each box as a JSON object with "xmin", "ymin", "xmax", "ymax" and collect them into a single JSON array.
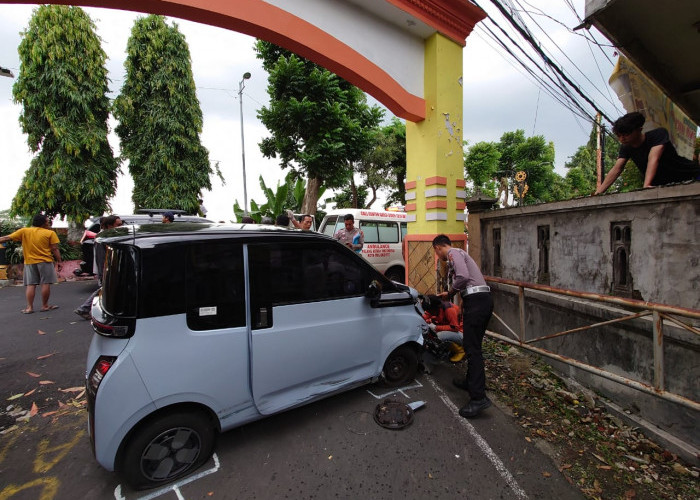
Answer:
[
  {"xmin": 384, "ymin": 267, "xmax": 405, "ymax": 284},
  {"xmin": 119, "ymin": 410, "xmax": 216, "ymax": 491},
  {"xmin": 382, "ymin": 345, "xmax": 418, "ymax": 387}
]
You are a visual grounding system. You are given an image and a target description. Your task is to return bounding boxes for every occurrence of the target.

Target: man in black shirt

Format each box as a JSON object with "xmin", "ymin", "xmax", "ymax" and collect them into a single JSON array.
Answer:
[{"xmin": 595, "ymin": 112, "xmax": 699, "ymax": 194}]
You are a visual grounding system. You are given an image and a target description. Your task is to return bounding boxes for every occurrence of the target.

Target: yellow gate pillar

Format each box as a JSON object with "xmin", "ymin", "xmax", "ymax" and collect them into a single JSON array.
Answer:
[{"xmin": 404, "ymin": 33, "xmax": 467, "ymax": 293}]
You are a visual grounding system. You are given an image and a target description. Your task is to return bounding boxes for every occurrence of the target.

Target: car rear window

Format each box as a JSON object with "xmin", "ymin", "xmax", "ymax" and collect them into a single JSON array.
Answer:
[{"xmin": 102, "ymin": 245, "xmax": 138, "ymax": 317}]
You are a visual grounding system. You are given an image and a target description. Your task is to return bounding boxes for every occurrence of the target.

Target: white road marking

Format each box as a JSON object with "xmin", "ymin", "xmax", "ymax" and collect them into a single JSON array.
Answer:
[
  {"xmin": 114, "ymin": 453, "xmax": 221, "ymax": 500},
  {"xmin": 366, "ymin": 379, "xmax": 423, "ymax": 399},
  {"xmin": 425, "ymin": 377, "xmax": 529, "ymax": 499}
]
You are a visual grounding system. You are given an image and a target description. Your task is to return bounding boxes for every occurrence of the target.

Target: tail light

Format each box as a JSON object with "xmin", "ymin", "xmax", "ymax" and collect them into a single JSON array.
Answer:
[{"xmin": 87, "ymin": 356, "xmax": 116, "ymax": 397}]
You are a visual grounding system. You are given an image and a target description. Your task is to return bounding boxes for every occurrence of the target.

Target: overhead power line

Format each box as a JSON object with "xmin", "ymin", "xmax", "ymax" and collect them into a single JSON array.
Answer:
[
  {"xmin": 510, "ymin": 0, "xmax": 621, "ymax": 114},
  {"xmin": 472, "ymin": 2, "xmax": 600, "ymax": 125},
  {"xmin": 484, "ymin": 0, "xmax": 615, "ymax": 124}
]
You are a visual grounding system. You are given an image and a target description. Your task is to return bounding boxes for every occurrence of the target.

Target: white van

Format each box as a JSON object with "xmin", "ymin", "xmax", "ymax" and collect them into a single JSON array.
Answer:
[{"xmin": 319, "ymin": 209, "xmax": 407, "ymax": 283}]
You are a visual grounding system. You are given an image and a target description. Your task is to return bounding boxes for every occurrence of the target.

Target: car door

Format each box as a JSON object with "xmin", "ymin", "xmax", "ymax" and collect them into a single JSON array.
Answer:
[
  {"xmin": 247, "ymin": 240, "xmax": 383, "ymax": 414},
  {"xmin": 129, "ymin": 241, "xmax": 253, "ymax": 423}
]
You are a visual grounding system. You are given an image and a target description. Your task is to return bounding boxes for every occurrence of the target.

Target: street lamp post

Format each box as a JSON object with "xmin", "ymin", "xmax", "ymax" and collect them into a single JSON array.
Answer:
[{"xmin": 238, "ymin": 72, "xmax": 251, "ymax": 215}]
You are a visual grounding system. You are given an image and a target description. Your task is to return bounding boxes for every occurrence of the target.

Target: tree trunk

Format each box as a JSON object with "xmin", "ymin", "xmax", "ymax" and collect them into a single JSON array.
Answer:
[
  {"xmin": 365, "ymin": 186, "xmax": 377, "ymax": 209},
  {"xmin": 350, "ymin": 175, "xmax": 358, "ymax": 209},
  {"xmin": 302, "ymin": 176, "xmax": 322, "ymax": 215},
  {"xmin": 395, "ymin": 171, "xmax": 405, "ymax": 208}
]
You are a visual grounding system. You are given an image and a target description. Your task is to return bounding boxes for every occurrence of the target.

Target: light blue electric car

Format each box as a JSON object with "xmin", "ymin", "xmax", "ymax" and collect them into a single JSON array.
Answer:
[{"xmin": 86, "ymin": 223, "xmax": 425, "ymax": 490}]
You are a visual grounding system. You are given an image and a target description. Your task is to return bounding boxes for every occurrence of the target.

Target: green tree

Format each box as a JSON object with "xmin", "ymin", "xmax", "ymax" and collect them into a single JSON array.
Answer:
[
  {"xmin": 359, "ymin": 118, "xmax": 406, "ymax": 210},
  {"xmin": 11, "ymin": 5, "xmax": 118, "ymax": 222},
  {"xmin": 255, "ymin": 40, "xmax": 383, "ymax": 215},
  {"xmin": 463, "ymin": 141, "xmax": 501, "ymax": 198},
  {"xmin": 113, "ymin": 15, "xmax": 216, "ymax": 214},
  {"xmin": 345, "ymin": 119, "xmax": 406, "ymax": 209},
  {"xmin": 564, "ymin": 126, "xmax": 641, "ymax": 196},
  {"xmin": 331, "ymin": 185, "xmax": 369, "ymax": 209},
  {"xmin": 494, "ymin": 130, "xmax": 564, "ymax": 205}
]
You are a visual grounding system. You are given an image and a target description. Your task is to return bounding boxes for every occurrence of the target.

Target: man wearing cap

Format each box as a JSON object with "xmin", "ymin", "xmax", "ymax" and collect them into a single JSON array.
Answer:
[
  {"xmin": 162, "ymin": 211, "xmax": 175, "ymax": 223},
  {"xmin": 433, "ymin": 234, "xmax": 493, "ymax": 418}
]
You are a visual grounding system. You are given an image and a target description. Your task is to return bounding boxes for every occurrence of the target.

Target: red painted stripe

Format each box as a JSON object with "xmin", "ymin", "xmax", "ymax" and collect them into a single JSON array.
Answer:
[
  {"xmin": 425, "ymin": 176, "xmax": 447, "ymax": 186},
  {"xmin": 426, "ymin": 200, "xmax": 448, "ymax": 209}
]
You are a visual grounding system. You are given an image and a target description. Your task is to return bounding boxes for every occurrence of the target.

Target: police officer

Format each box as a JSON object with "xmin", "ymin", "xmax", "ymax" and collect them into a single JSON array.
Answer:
[{"xmin": 432, "ymin": 234, "xmax": 493, "ymax": 418}]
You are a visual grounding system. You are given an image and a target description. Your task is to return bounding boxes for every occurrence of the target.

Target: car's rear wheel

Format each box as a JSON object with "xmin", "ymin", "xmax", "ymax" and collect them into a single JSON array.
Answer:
[
  {"xmin": 382, "ymin": 345, "xmax": 418, "ymax": 387},
  {"xmin": 119, "ymin": 410, "xmax": 216, "ymax": 491}
]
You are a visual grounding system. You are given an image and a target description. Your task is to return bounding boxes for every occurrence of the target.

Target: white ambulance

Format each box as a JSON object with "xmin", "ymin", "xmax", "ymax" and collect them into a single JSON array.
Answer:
[{"xmin": 319, "ymin": 208, "xmax": 408, "ymax": 283}]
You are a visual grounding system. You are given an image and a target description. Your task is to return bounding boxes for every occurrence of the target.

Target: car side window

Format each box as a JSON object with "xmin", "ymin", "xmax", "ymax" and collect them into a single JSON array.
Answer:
[
  {"xmin": 186, "ymin": 242, "xmax": 246, "ymax": 330},
  {"xmin": 321, "ymin": 216, "xmax": 338, "ymax": 236},
  {"xmin": 308, "ymin": 245, "xmax": 366, "ymax": 299},
  {"xmin": 140, "ymin": 245, "xmax": 186, "ymax": 318},
  {"xmin": 249, "ymin": 241, "xmax": 371, "ymax": 311},
  {"xmin": 361, "ymin": 222, "xmax": 379, "ymax": 243},
  {"xmin": 377, "ymin": 222, "xmax": 399, "ymax": 243}
]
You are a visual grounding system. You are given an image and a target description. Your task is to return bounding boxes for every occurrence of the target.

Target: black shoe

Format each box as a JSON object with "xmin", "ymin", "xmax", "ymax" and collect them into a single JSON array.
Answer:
[
  {"xmin": 452, "ymin": 377, "xmax": 469, "ymax": 391},
  {"xmin": 73, "ymin": 308, "xmax": 91, "ymax": 321},
  {"xmin": 459, "ymin": 397, "xmax": 492, "ymax": 418}
]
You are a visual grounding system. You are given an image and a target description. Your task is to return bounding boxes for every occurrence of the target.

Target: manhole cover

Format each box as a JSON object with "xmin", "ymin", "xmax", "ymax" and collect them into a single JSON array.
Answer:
[{"xmin": 373, "ymin": 399, "xmax": 414, "ymax": 429}]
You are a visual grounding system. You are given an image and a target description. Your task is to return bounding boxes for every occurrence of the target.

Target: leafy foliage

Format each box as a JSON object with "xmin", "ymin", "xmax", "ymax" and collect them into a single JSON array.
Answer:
[
  {"xmin": 234, "ymin": 172, "xmax": 325, "ymax": 223},
  {"xmin": 354, "ymin": 118, "xmax": 406, "ymax": 209},
  {"xmin": 493, "ymin": 131, "xmax": 557, "ymax": 204},
  {"xmin": 463, "ymin": 141, "xmax": 501, "ymax": 198},
  {"xmin": 255, "ymin": 40, "xmax": 383, "ymax": 214},
  {"xmin": 113, "ymin": 15, "xmax": 217, "ymax": 214},
  {"xmin": 0, "ymin": 212, "xmax": 27, "ymax": 265},
  {"xmin": 564, "ymin": 127, "xmax": 642, "ymax": 195},
  {"xmin": 11, "ymin": 5, "xmax": 118, "ymax": 222},
  {"xmin": 57, "ymin": 234, "xmax": 82, "ymax": 261},
  {"xmin": 466, "ymin": 130, "xmax": 563, "ymax": 206},
  {"xmin": 331, "ymin": 185, "xmax": 369, "ymax": 209}
]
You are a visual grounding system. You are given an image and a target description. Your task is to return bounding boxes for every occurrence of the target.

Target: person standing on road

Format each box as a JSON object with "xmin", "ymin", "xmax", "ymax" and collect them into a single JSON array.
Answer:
[
  {"xmin": 432, "ymin": 234, "xmax": 493, "ymax": 418},
  {"xmin": 333, "ymin": 214, "xmax": 364, "ymax": 253},
  {"xmin": 162, "ymin": 211, "xmax": 175, "ymax": 223},
  {"xmin": 0, "ymin": 214, "xmax": 62, "ymax": 314},
  {"xmin": 74, "ymin": 215, "xmax": 123, "ymax": 320}
]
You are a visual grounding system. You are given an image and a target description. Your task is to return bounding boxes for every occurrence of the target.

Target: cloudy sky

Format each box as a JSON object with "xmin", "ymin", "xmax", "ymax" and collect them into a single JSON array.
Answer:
[{"xmin": 0, "ymin": 1, "xmax": 624, "ymax": 222}]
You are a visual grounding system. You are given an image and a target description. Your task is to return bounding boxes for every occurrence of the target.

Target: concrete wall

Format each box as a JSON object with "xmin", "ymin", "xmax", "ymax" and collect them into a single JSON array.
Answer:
[
  {"xmin": 477, "ymin": 182, "xmax": 699, "ymax": 310},
  {"xmin": 470, "ymin": 183, "xmax": 699, "ymax": 455}
]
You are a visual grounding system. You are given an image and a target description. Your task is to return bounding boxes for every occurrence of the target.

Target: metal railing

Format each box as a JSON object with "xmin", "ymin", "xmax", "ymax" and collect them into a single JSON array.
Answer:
[{"xmin": 484, "ymin": 276, "xmax": 700, "ymax": 412}]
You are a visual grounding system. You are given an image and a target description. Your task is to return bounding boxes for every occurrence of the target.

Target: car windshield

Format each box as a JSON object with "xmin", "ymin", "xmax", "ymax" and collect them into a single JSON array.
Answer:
[{"xmin": 101, "ymin": 245, "xmax": 138, "ymax": 317}]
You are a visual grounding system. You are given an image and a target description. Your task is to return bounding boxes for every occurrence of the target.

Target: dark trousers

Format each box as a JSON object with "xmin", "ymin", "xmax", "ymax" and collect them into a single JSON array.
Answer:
[{"xmin": 460, "ymin": 292, "xmax": 494, "ymax": 400}]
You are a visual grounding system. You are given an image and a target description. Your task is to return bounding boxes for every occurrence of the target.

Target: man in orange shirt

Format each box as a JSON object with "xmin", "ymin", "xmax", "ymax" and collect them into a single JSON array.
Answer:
[{"xmin": 0, "ymin": 214, "xmax": 62, "ymax": 314}]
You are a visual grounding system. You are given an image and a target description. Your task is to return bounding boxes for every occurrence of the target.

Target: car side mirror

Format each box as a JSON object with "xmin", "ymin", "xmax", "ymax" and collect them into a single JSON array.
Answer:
[{"xmin": 365, "ymin": 279, "xmax": 382, "ymax": 300}]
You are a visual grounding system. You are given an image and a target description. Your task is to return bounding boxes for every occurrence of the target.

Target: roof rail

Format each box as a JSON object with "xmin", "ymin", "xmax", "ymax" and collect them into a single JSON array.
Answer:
[{"xmin": 135, "ymin": 209, "xmax": 188, "ymax": 216}]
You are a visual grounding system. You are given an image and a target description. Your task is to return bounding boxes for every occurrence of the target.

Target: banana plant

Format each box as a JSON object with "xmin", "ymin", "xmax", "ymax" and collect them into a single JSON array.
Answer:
[{"xmin": 233, "ymin": 172, "xmax": 327, "ymax": 223}]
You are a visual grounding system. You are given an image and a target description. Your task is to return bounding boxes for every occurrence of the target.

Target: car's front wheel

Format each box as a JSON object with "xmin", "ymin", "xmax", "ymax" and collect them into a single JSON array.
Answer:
[
  {"xmin": 384, "ymin": 267, "xmax": 405, "ymax": 284},
  {"xmin": 382, "ymin": 345, "xmax": 418, "ymax": 387},
  {"xmin": 119, "ymin": 410, "xmax": 216, "ymax": 491}
]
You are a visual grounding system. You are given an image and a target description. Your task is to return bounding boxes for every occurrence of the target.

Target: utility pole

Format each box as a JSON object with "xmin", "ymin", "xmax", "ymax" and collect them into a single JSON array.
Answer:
[{"xmin": 238, "ymin": 72, "xmax": 251, "ymax": 216}]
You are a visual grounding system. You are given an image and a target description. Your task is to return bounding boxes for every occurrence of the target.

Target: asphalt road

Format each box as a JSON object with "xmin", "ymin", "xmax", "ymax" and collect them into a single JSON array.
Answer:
[{"xmin": 0, "ymin": 280, "xmax": 582, "ymax": 500}]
